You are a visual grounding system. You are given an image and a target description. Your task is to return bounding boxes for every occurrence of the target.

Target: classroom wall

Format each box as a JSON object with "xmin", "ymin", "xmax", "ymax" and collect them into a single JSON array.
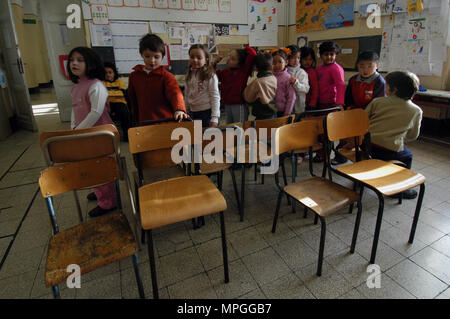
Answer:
[{"xmin": 287, "ymin": 9, "xmax": 450, "ymax": 90}]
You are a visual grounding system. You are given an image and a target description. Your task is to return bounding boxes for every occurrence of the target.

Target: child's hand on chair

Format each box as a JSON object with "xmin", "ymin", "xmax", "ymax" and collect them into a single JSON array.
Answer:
[{"xmin": 174, "ymin": 111, "xmax": 189, "ymax": 122}]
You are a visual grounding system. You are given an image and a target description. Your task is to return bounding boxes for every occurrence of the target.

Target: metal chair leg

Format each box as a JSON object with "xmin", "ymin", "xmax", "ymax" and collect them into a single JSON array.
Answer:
[
  {"xmin": 317, "ymin": 216, "xmax": 326, "ymax": 276},
  {"xmin": 370, "ymin": 193, "xmax": 385, "ymax": 264},
  {"xmin": 271, "ymin": 190, "xmax": 283, "ymax": 233},
  {"xmin": 350, "ymin": 187, "xmax": 364, "ymax": 253},
  {"xmin": 146, "ymin": 230, "xmax": 159, "ymax": 299},
  {"xmin": 254, "ymin": 163, "xmax": 257, "ymax": 181},
  {"xmin": 281, "ymin": 160, "xmax": 290, "ymax": 205},
  {"xmin": 52, "ymin": 285, "xmax": 61, "ymax": 299},
  {"xmin": 73, "ymin": 190, "xmax": 83, "ymax": 223},
  {"xmin": 219, "ymin": 211, "xmax": 229, "ymax": 283},
  {"xmin": 132, "ymin": 253, "xmax": 146, "ymax": 299},
  {"xmin": 229, "ymin": 167, "xmax": 241, "ymax": 213},
  {"xmin": 409, "ymin": 184, "xmax": 425, "ymax": 244},
  {"xmin": 240, "ymin": 164, "xmax": 246, "ymax": 222},
  {"xmin": 292, "ymin": 153, "xmax": 296, "ymax": 184},
  {"xmin": 314, "ymin": 213, "xmax": 319, "ymax": 225},
  {"xmin": 348, "ymin": 182, "xmax": 357, "ymax": 214}
]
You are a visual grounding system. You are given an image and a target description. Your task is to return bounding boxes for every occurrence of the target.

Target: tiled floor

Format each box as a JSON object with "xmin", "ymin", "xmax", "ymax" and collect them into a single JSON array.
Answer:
[{"xmin": 0, "ymin": 91, "xmax": 449, "ymax": 299}]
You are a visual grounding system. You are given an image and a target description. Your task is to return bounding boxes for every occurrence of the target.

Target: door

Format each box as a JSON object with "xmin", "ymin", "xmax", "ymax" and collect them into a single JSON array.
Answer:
[
  {"xmin": 40, "ymin": 0, "xmax": 87, "ymax": 123},
  {"xmin": 0, "ymin": 0, "xmax": 37, "ymax": 131}
]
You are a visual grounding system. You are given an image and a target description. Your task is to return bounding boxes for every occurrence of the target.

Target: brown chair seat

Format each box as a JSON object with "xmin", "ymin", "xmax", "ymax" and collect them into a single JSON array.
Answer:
[
  {"xmin": 284, "ymin": 177, "xmax": 360, "ymax": 217},
  {"xmin": 45, "ymin": 212, "xmax": 137, "ymax": 287},
  {"xmin": 139, "ymin": 175, "xmax": 227, "ymax": 230},
  {"xmin": 337, "ymin": 159, "xmax": 426, "ymax": 196}
]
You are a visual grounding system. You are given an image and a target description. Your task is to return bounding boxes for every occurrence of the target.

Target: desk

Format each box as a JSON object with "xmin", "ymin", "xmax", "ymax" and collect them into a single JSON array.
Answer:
[{"xmin": 413, "ymin": 89, "xmax": 450, "ymax": 142}]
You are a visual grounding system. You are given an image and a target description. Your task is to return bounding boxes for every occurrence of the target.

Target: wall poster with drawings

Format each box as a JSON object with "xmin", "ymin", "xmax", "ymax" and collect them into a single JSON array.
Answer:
[{"xmin": 248, "ymin": 0, "xmax": 278, "ymax": 47}]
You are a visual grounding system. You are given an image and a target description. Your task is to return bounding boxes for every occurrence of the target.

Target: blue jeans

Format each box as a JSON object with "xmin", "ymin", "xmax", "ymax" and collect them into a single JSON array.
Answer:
[
  {"xmin": 370, "ymin": 144, "xmax": 413, "ymax": 169},
  {"xmin": 190, "ymin": 109, "xmax": 213, "ymax": 127}
]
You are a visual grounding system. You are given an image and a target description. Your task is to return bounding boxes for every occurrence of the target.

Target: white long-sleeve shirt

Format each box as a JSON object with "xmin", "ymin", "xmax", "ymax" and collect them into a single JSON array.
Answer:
[
  {"xmin": 71, "ymin": 81, "xmax": 109, "ymax": 129},
  {"xmin": 184, "ymin": 71, "xmax": 220, "ymax": 124},
  {"xmin": 287, "ymin": 65, "xmax": 310, "ymax": 113}
]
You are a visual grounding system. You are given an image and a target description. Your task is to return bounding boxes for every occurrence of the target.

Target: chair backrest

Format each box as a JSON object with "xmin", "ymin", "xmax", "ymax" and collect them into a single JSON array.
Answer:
[
  {"xmin": 274, "ymin": 121, "xmax": 318, "ymax": 156},
  {"xmin": 299, "ymin": 115, "xmax": 326, "ymax": 135},
  {"xmin": 325, "ymin": 109, "xmax": 370, "ymax": 142},
  {"xmin": 128, "ymin": 121, "xmax": 196, "ymax": 170},
  {"xmin": 40, "ymin": 124, "xmax": 120, "ymax": 166},
  {"xmin": 253, "ymin": 115, "xmax": 292, "ymax": 140},
  {"xmin": 39, "ymin": 156, "xmax": 120, "ymax": 199}
]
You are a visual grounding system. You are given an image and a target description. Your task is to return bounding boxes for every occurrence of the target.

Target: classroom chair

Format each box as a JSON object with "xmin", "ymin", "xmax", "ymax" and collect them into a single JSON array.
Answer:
[
  {"xmin": 227, "ymin": 116, "xmax": 292, "ymax": 222},
  {"xmin": 323, "ymin": 109, "xmax": 426, "ymax": 264},
  {"xmin": 271, "ymin": 120, "xmax": 363, "ymax": 276},
  {"xmin": 38, "ymin": 125, "xmax": 145, "ymax": 299},
  {"xmin": 128, "ymin": 121, "xmax": 229, "ymax": 299}
]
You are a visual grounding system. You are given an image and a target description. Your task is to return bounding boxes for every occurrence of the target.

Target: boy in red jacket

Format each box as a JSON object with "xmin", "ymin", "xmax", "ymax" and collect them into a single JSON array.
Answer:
[{"xmin": 128, "ymin": 34, "xmax": 188, "ymax": 124}]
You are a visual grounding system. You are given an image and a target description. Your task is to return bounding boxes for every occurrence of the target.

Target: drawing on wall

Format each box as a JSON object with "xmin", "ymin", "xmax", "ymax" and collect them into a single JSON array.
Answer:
[
  {"xmin": 248, "ymin": 0, "xmax": 277, "ymax": 46},
  {"xmin": 296, "ymin": 0, "xmax": 354, "ymax": 32}
]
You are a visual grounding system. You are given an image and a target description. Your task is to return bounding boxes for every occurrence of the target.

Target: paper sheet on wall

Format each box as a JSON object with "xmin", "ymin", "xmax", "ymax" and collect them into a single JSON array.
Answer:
[
  {"xmin": 124, "ymin": 0, "xmax": 139, "ymax": 6},
  {"xmin": 169, "ymin": 44, "xmax": 182, "ymax": 60},
  {"xmin": 150, "ymin": 22, "xmax": 167, "ymax": 34},
  {"xmin": 430, "ymin": 61, "xmax": 443, "ymax": 76},
  {"xmin": 89, "ymin": 21, "xmax": 113, "ymax": 46},
  {"xmin": 429, "ymin": 40, "xmax": 447, "ymax": 62},
  {"xmin": 91, "ymin": 4, "xmax": 109, "ymax": 25},
  {"xmin": 248, "ymin": 0, "xmax": 278, "ymax": 47}
]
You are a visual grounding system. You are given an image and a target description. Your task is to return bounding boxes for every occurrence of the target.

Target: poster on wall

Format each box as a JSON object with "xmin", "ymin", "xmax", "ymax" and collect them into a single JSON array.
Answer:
[
  {"xmin": 296, "ymin": 0, "xmax": 354, "ymax": 32},
  {"xmin": 248, "ymin": 0, "xmax": 278, "ymax": 47},
  {"xmin": 195, "ymin": 0, "xmax": 208, "ymax": 10},
  {"xmin": 91, "ymin": 4, "xmax": 110, "ymax": 25},
  {"xmin": 154, "ymin": 0, "xmax": 169, "ymax": 8}
]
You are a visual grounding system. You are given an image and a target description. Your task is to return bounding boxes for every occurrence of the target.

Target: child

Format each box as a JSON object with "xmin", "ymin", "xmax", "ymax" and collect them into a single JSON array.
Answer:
[
  {"xmin": 286, "ymin": 45, "xmax": 309, "ymax": 114},
  {"xmin": 213, "ymin": 45, "xmax": 257, "ymax": 124},
  {"xmin": 345, "ymin": 51, "xmax": 386, "ymax": 110},
  {"xmin": 68, "ymin": 47, "xmax": 117, "ymax": 218},
  {"xmin": 363, "ymin": 71, "xmax": 423, "ymax": 199},
  {"xmin": 272, "ymin": 48, "xmax": 296, "ymax": 117},
  {"xmin": 333, "ymin": 51, "xmax": 386, "ymax": 164},
  {"xmin": 300, "ymin": 46, "xmax": 319, "ymax": 109},
  {"xmin": 185, "ymin": 44, "xmax": 220, "ymax": 127},
  {"xmin": 128, "ymin": 34, "xmax": 188, "ymax": 124},
  {"xmin": 316, "ymin": 41, "xmax": 345, "ymax": 110},
  {"xmin": 244, "ymin": 53, "xmax": 277, "ymax": 120},
  {"xmin": 103, "ymin": 62, "xmax": 131, "ymax": 141}
]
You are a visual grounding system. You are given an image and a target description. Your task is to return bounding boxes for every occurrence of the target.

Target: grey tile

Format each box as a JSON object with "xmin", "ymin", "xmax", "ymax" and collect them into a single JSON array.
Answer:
[
  {"xmin": 431, "ymin": 235, "xmax": 450, "ymax": 258},
  {"xmin": 254, "ymin": 218, "xmax": 297, "ymax": 245},
  {"xmin": 378, "ymin": 226, "xmax": 427, "ymax": 258},
  {"xmin": 0, "ymin": 245, "xmax": 46, "ymax": 280},
  {"xmin": 207, "ymin": 260, "xmax": 258, "ymax": 299},
  {"xmin": 8, "ymin": 228, "xmax": 51, "ymax": 255},
  {"xmin": 272, "ymin": 236, "xmax": 318, "ymax": 271},
  {"xmin": 356, "ymin": 273, "xmax": 415, "ymax": 299},
  {"xmin": 385, "ymin": 259, "xmax": 447, "ymax": 299},
  {"xmin": 299, "ymin": 227, "xmax": 349, "ymax": 259},
  {"xmin": 0, "ymin": 237, "xmax": 12, "ymax": 259},
  {"xmin": 168, "ymin": 273, "xmax": 217, "ymax": 299},
  {"xmin": 0, "ymin": 270, "xmax": 36, "ymax": 299},
  {"xmin": 435, "ymin": 288, "xmax": 450, "ymax": 299},
  {"xmin": 328, "ymin": 217, "xmax": 371, "ymax": 246},
  {"xmin": 356, "ymin": 237, "xmax": 405, "ymax": 271},
  {"xmin": 410, "ymin": 247, "xmax": 450, "ymax": 285},
  {"xmin": 227, "ymin": 226, "xmax": 269, "ymax": 258},
  {"xmin": 153, "ymin": 223, "xmax": 193, "ymax": 257},
  {"xmin": 325, "ymin": 249, "xmax": 370, "ymax": 287},
  {"xmin": 195, "ymin": 237, "xmax": 238, "ymax": 271},
  {"xmin": 238, "ymin": 287, "xmax": 267, "ymax": 299},
  {"xmin": 431, "ymin": 201, "xmax": 450, "ymax": 219},
  {"xmin": 295, "ymin": 262, "xmax": 353, "ymax": 299},
  {"xmin": 261, "ymin": 273, "xmax": 315, "ymax": 299},
  {"xmin": 338, "ymin": 288, "xmax": 366, "ymax": 299},
  {"xmin": 418, "ymin": 209, "xmax": 450, "ymax": 234},
  {"xmin": 241, "ymin": 247, "xmax": 291, "ymax": 286}
]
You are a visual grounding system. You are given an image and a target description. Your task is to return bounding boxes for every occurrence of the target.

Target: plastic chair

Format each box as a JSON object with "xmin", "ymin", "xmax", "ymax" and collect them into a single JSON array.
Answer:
[
  {"xmin": 324, "ymin": 109, "xmax": 426, "ymax": 264},
  {"xmin": 271, "ymin": 120, "xmax": 363, "ymax": 276},
  {"xmin": 38, "ymin": 125, "xmax": 145, "ymax": 299},
  {"xmin": 128, "ymin": 121, "xmax": 229, "ymax": 299}
]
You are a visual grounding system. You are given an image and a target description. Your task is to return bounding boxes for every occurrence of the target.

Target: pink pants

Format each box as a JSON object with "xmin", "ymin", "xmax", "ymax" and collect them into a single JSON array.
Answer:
[{"xmin": 94, "ymin": 182, "xmax": 117, "ymax": 209}]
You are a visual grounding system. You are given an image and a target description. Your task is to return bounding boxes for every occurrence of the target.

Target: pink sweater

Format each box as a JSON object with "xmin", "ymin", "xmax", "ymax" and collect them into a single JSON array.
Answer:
[
  {"xmin": 316, "ymin": 62, "xmax": 345, "ymax": 106},
  {"xmin": 273, "ymin": 68, "xmax": 296, "ymax": 115}
]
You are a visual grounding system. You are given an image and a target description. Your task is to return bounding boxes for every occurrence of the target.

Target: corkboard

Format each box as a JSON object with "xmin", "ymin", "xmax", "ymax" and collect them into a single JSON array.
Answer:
[{"xmin": 311, "ymin": 38, "xmax": 359, "ymax": 70}]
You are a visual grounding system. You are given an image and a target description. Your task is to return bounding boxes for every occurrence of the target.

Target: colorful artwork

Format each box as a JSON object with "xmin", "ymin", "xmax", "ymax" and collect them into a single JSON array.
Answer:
[{"xmin": 296, "ymin": 0, "xmax": 354, "ymax": 32}]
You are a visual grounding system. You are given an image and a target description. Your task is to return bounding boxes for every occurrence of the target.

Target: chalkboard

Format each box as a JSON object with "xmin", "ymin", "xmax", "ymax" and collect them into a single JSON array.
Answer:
[{"xmin": 92, "ymin": 47, "xmax": 116, "ymax": 66}]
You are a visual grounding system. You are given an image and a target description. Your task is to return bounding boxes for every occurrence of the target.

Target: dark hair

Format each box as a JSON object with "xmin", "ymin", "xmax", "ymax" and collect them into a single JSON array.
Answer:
[
  {"xmin": 255, "ymin": 53, "xmax": 273, "ymax": 72},
  {"xmin": 272, "ymin": 49, "xmax": 288, "ymax": 61},
  {"xmin": 103, "ymin": 61, "xmax": 119, "ymax": 81},
  {"xmin": 300, "ymin": 46, "xmax": 317, "ymax": 68},
  {"xmin": 319, "ymin": 41, "xmax": 340, "ymax": 55},
  {"xmin": 385, "ymin": 71, "xmax": 420, "ymax": 100},
  {"xmin": 186, "ymin": 44, "xmax": 215, "ymax": 82},
  {"xmin": 287, "ymin": 45, "xmax": 300, "ymax": 58},
  {"xmin": 139, "ymin": 33, "xmax": 165, "ymax": 56},
  {"xmin": 234, "ymin": 48, "xmax": 248, "ymax": 67},
  {"xmin": 356, "ymin": 51, "xmax": 380, "ymax": 64},
  {"xmin": 67, "ymin": 47, "xmax": 105, "ymax": 83}
]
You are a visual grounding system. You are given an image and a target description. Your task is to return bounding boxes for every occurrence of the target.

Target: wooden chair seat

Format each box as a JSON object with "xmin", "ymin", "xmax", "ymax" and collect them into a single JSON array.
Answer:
[
  {"xmin": 45, "ymin": 212, "xmax": 137, "ymax": 287},
  {"xmin": 139, "ymin": 175, "xmax": 227, "ymax": 230},
  {"xmin": 337, "ymin": 159, "xmax": 426, "ymax": 196},
  {"xmin": 338, "ymin": 148, "xmax": 407, "ymax": 168},
  {"xmin": 284, "ymin": 177, "xmax": 360, "ymax": 217}
]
